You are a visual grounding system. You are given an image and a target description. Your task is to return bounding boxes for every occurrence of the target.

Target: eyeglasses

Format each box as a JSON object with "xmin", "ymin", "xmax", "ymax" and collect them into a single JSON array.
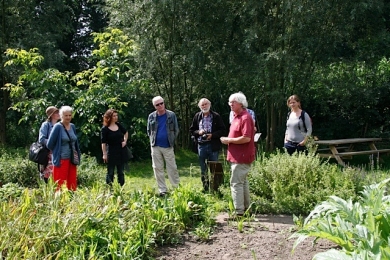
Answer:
[
  {"xmin": 228, "ymin": 101, "xmax": 238, "ymax": 105},
  {"xmin": 154, "ymin": 102, "xmax": 164, "ymax": 107}
]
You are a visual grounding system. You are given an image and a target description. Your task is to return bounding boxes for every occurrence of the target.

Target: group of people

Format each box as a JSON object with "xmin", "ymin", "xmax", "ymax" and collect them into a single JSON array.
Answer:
[{"xmin": 38, "ymin": 93, "xmax": 311, "ymax": 217}]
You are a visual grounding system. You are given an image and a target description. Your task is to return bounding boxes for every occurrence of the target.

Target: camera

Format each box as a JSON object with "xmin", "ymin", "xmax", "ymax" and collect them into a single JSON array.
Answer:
[{"xmin": 201, "ymin": 134, "xmax": 208, "ymax": 140}]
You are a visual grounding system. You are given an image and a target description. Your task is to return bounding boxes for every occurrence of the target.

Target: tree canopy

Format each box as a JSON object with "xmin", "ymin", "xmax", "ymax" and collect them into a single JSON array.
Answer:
[{"xmin": 1, "ymin": 0, "xmax": 390, "ymax": 156}]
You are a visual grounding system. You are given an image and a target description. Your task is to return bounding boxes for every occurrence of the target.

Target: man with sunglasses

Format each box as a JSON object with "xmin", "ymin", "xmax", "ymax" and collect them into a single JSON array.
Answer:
[{"xmin": 147, "ymin": 96, "xmax": 180, "ymax": 196}]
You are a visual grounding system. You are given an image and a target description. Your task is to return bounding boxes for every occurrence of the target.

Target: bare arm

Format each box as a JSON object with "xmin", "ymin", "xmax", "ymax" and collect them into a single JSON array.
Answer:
[
  {"xmin": 102, "ymin": 143, "xmax": 107, "ymax": 163},
  {"xmin": 220, "ymin": 136, "xmax": 251, "ymax": 145}
]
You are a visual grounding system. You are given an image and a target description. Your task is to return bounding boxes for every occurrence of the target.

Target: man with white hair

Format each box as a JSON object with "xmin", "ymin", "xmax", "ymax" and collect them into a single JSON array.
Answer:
[
  {"xmin": 190, "ymin": 98, "xmax": 226, "ymax": 192},
  {"xmin": 147, "ymin": 96, "xmax": 180, "ymax": 196},
  {"xmin": 221, "ymin": 92, "xmax": 255, "ymax": 217}
]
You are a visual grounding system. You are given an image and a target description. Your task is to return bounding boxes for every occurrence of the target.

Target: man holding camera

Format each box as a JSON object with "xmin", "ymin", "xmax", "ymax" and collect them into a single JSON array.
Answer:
[{"xmin": 190, "ymin": 98, "xmax": 226, "ymax": 192}]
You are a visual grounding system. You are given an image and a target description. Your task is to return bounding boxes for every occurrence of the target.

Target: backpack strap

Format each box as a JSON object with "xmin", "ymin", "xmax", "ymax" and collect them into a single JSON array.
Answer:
[
  {"xmin": 287, "ymin": 110, "xmax": 308, "ymax": 133},
  {"xmin": 300, "ymin": 110, "xmax": 307, "ymax": 133}
]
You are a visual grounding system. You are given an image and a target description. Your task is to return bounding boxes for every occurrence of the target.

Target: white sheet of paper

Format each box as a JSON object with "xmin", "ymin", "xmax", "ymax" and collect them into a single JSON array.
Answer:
[{"xmin": 254, "ymin": 133, "xmax": 261, "ymax": 142}]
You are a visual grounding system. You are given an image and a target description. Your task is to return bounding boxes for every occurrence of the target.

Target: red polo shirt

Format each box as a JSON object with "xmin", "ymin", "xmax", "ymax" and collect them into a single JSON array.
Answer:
[{"xmin": 227, "ymin": 109, "xmax": 255, "ymax": 164}]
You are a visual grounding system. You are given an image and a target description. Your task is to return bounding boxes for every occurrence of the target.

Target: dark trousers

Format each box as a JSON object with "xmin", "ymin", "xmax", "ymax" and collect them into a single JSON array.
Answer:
[
  {"xmin": 198, "ymin": 143, "xmax": 219, "ymax": 191},
  {"xmin": 284, "ymin": 141, "xmax": 307, "ymax": 155},
  {"xmin": 107, "ymin": 163, "xmax": 125, "ymax": 186}
]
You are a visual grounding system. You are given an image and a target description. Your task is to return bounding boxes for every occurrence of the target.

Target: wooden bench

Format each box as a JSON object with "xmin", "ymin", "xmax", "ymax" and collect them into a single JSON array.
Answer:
[
  {"xmin": 317, "ymin": 146, "xmax": 349, "ymax": 152},
  {"xmin": 315, "ymin": 138, "xmax": 386, "ymax": 166},
  {"xmin": 335, "ymin": 149, "xmax": 390, "ymax": 156}
]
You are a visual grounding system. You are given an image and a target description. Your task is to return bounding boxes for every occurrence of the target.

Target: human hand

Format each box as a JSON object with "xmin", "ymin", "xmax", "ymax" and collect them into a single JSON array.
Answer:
[
  {"xmin": 122, "ymin": 141, "xmax": 126, "ymax": 147},
  {"xmin": 103, "ymin": 154, "xmax": 107, "ymax": 163},
  {"xmin": 220, "ymin": 137, "xmax": 229, "ymax": 145}
]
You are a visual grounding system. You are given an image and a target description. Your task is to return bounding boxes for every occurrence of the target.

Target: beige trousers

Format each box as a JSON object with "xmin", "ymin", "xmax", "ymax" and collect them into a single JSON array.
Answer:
[
  {"xmin": 151, "ymin": 146, "xmax": 180, "ymax": 193},
  {"xmin": 230, "ymin": 163, "xmax": 251, "ymax": 214}
]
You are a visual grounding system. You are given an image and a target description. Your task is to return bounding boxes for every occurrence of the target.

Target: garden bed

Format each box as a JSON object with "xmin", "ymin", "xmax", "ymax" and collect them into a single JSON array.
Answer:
[{"xmin": 158, "ymin": 214, "xmax": 336, "ymax": 260}]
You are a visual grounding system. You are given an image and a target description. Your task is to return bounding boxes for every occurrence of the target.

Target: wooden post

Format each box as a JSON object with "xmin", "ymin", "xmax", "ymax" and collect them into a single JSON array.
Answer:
[{"xmin": 207, "ymin": 161, "xmax": 224, "ymax": 192}]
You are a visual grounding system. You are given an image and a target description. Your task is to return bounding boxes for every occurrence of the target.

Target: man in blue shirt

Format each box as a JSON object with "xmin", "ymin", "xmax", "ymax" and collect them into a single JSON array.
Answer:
[{"xmin": 147, "ymin": 96, "xmax": 180, "ymax": 196}]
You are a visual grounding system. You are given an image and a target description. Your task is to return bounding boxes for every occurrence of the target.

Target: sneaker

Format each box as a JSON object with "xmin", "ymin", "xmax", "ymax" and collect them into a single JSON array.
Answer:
[{"xmin": 159, "ymin": 192, "xmax": 168, "ymax": 197}]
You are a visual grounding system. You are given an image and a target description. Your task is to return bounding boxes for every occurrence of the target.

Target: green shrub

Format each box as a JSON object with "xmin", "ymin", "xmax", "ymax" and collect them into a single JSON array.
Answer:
[
  {"xmin": 0, "ymin": 183, "xmax": 24, "ymax": 202},
  {"xmin": 77, "ymin": 155, "xmax": 106, "ymax": 187},
  {"xmin": 0, "ymin": 147, "xmax": 39, "ymax": 187},
  {"xmin": 249, "ymin": 150, "xmax": 357, "ymax": 215}
]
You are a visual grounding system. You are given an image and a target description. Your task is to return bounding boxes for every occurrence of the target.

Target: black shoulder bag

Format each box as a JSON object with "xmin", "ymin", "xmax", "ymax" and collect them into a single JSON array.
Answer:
[{"xmin": 29, "ymin": 124, "xmax": 50, "ymax": 165}]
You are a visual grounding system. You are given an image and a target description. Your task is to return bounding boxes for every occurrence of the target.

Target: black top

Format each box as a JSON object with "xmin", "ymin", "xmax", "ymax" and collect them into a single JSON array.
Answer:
[
  {"xmin": 189, "ymin": 110, "xmax": 226, "ymax": 152},
  {"xmin": 101, "ymin": 122, "xmax": 127, "ymax": 164}
]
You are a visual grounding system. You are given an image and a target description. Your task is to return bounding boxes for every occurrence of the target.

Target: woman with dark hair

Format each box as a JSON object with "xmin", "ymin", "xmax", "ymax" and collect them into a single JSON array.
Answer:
[
  {"xmin": 101, "ymin": 109, "xmax": 128, "ymax": 186},
  {"xmin": 38, "ymin": 106, "xmax": 60, "ymax": 183},
  {"xmin": 284, "ymin": 95, "xmax": 312, "ymax": 155}
]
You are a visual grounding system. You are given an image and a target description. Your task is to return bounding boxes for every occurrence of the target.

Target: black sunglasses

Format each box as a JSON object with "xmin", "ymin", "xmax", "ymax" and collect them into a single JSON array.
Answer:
[{"xmin": 155, "ymin": 102, "xmax": 164, "ymax": 107}]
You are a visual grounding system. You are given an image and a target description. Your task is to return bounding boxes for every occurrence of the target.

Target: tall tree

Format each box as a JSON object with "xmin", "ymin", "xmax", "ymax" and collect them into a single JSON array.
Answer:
[{"xmin": 0, "ymin": 0, "xmax": 108, "ymax": 145}]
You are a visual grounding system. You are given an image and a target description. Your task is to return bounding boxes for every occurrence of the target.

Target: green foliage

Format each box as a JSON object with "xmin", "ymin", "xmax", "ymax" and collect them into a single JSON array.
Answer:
[
  {"xmin": 0, "ymin": 147, "xmax": 39, "ymax": 188},
  {"xmin": 0, "ymin": 183, "xmax": 24, "ymax": 202},
  {"xmin": 76, "ymin": 155, "xmax": 106, "ymax": 188},
  {"xmin": 0, "ymin": 182, "xmax": 216, "ymax": 259},
  {"xmin": 308, "ymin": 59, "xmax": 390, "ymax": 140},
  {"xmin": 249, "ymin": 150, "xmax": 357, "ymax": 215},
  {"xmin": 4, "ymin": 29, "xmax": 151, "ymax": 158},
  {"xmin": 290, "ymin": 178, "xmax": 390, "ymax": 259}
]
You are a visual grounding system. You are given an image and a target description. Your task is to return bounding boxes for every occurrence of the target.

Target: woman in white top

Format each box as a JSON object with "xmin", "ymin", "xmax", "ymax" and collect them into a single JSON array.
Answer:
[{"xmin": 284, "ymin": 95, "xmax": 312, "ymax": 155}]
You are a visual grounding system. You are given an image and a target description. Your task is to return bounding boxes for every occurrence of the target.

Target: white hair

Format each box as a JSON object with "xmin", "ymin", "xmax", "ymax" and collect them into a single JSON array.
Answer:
[
  {"xmin": 229, "ymin": 92, "xmax": 248, "ymax": 108},
  {"xmin": 152, "ymin": 96, "xmax": 164, "ymax": 105},
  {"xmin": 198, "ymin": 98, "xmax": 211, "ymax": 108},
  {"xmin": 59, "ymin": 106, "xmax": 73, "ymax": 118}
]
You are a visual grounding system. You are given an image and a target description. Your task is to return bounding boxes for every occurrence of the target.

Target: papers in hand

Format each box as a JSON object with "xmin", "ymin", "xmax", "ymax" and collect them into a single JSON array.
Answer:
[{"xmin": 254, "ymin": 133, "xmax": 261, "ymax": 143}]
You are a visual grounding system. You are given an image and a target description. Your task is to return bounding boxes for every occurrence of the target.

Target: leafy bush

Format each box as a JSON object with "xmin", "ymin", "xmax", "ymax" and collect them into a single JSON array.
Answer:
[
  {"xmin": 77, "ymin": 155, "xmax": 106, "ymax": 187},
  {"xmin": 0, "ymin": 147, "xmax": 39, "ymax": 187},
  {"xmin": 291, "ymin": 178, "xmax": 390, "ymax": 259},
  {"xmin": 249, "ymin": 150, "xmax": 357, "ymax": 215},
  {"xmin": 0, "ymin": 183, "xmax": 24, "ymax": 202}
]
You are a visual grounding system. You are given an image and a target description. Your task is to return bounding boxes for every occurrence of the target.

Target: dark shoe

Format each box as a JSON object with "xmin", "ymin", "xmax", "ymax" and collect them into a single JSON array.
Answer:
[{"xmin": 159, "ymin": 192, "xmax": 168, "ymax": 197}]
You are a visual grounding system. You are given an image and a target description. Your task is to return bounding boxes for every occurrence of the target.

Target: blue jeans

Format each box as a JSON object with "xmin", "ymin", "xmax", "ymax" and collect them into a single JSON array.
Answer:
[
  {"xmin": 198, "ymin": 142, "xmax": 219, "ymax": 191},
  {"xmin": 107, "ymin": 163, "xmax": 125, "ymax": 186}
]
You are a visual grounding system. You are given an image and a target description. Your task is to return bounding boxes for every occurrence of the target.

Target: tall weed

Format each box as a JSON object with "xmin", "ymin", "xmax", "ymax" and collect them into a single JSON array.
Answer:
[{"xmin": 0, "ymin": 181, "xmax": 216, "ymax": 259}]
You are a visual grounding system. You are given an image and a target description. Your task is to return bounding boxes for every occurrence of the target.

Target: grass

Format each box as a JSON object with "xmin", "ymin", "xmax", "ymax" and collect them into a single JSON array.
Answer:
[
  {"xmin": 125, "ymin": 149, "xmax": 231, "ymax": 195},
  {"xmin": 124, "ymin": 149, "xmax": 208, "ymax": 193}
]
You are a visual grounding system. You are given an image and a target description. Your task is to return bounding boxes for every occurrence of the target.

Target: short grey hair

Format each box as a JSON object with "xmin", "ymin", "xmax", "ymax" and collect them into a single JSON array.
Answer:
[
  {"xmin": 152, "ymin": 96, "xmax": 164, "ymax": 105},
  {"xmin": 59, "ymin": 106, "xmax": 73, "ymax": 119},
  {"xmin": 198, "ymin": 98, "xmax": 211, "ymax": 108},
  {"xmin": 229, "ymin": 92, "xmax": 248, "ymax": 108}
]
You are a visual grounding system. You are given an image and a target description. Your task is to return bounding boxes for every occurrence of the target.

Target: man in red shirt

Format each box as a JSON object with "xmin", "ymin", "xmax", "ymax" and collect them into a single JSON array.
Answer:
[{"xmin": 221, "ymin": 92, "xmax": 255, "ymax": 217}]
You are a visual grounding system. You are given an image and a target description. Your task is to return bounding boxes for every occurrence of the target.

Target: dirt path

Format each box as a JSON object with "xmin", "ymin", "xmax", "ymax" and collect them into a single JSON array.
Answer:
[{"xmin": 157, "ymin": 213, "xmax": 336, "ymax": 260}]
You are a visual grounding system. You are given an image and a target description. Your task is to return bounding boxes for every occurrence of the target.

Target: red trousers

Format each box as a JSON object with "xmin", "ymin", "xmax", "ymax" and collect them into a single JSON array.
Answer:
[{"xmin": 53, "ymin": 159, "xmax": 77, "ymax": 191}]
